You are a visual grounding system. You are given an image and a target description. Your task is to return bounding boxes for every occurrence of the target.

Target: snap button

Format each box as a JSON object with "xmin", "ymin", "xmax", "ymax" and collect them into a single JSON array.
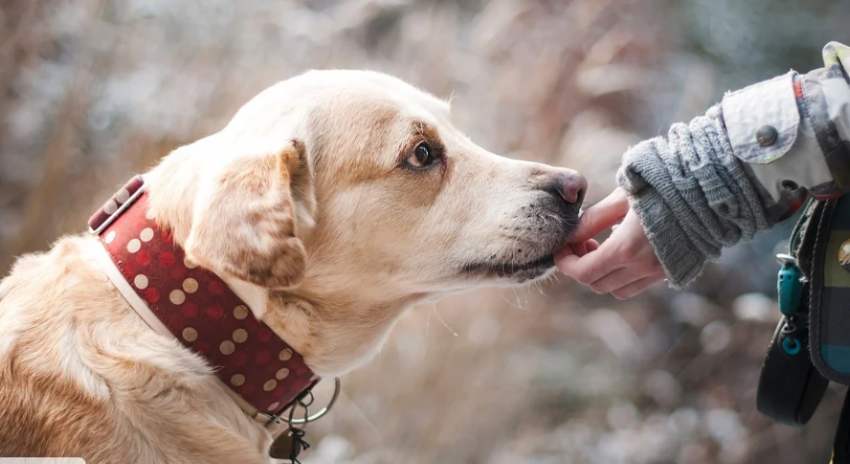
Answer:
[
  {"xmin": 840, "ymin": 239, "xmax": 850, "ymax": 271},
  {"xmin": 781, "ymin": 179, "xmax": 799, "ymax": 191},
  {"xmin": 757, "ymin": 125, "xmax": 778, "ymax": 146}
]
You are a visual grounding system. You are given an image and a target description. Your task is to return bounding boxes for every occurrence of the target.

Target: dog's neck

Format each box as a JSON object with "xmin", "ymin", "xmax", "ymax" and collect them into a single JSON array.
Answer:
[
  {"xmin": 91, "ymin": 178, "xmax": 320, "ymax": 421},
  {"xmin": 144, "ymin": 143, "xmax": 209, "ymax": 253},
  {"xmin": 223, "ymin": 278, "xmax": 423, "ymax": 377},
  {"xmin": 145, "ymin": 156, "xmax": 426, "ymax": 377},
  {"xmin": 144, "ymin": 139, "xmax": 439, "ymax": 376}
]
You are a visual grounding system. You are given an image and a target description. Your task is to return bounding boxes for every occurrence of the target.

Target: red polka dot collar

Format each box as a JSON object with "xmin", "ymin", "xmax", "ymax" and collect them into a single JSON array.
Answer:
[{"xmin": 89, "ymin": 176, "xmax": 318, "ymax": 423}]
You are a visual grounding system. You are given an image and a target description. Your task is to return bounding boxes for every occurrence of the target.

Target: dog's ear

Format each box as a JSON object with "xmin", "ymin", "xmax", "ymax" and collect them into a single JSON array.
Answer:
[{"xmin": 184, "ymin": 139, "xmax": 313, "ymax": 289}]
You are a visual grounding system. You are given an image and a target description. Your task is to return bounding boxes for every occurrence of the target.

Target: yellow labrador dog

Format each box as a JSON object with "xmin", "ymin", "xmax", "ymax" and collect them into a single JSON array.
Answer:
[{"xmin": 0, "ymin": 70, "xmax": 585, "ymax": 463}]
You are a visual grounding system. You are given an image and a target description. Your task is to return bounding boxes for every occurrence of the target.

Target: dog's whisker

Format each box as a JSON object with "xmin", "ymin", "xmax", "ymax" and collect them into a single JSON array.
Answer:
[
  {"xmin": 497, "ymin": 288, "xmax": 526, "ymax": 310},
  {"xmin": 511, "ymin": 286, "xmax": 525, "ymax": 310},
  {"xmin": 431, "ymin": 304, "xmax": 458, "ymax": 337},
  {"xmin": 510, "ymin": 232, "xmax": 521, "ymax": 272},
  {"xmin": 425, "ymin": 303, "xmax": 432, "ymax": 342},
  {"xmin": 532, "ymin": 279, "xmax": 547, "ymax": 296}
]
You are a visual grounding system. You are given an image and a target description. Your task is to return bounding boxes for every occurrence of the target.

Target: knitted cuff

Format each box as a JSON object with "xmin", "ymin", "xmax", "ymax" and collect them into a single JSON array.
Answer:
[
  {"xmin": 616, "ymin": 105, "xmax": 771, "ymax": 288},
  {"xmin": 625, "ymin": 181, "xmax": 706, "ymax": 289}
]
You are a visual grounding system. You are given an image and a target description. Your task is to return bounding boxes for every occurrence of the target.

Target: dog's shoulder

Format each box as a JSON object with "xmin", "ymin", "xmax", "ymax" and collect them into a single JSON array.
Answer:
[
  {"xmin": 0, "ymin": 236, "xmax": 130, "ymax": 459},
  {"xmin": 0, "ymin": 235, "xmax": 271, "ymax": 462}
]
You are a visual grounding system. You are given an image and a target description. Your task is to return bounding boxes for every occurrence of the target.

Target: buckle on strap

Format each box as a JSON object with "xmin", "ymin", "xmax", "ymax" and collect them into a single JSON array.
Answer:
[
  {"xmin": 88, "ymin": 175, "xmax": 146, "ymax": 235},
  {"xmin": 264, "ymin": 377, "xmax": 342, "ymax": 428},
  {"xmin": 776, "ymin": 253, "xmax": 804, "ymax": 317}
]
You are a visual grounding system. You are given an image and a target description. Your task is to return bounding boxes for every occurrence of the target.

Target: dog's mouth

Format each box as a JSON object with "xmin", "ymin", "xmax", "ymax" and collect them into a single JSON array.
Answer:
[
  {"xmin": 461, "ymin": 253, "xmax": 556, "ymax": 282},
  {"xmin": 459, "ymin": 198, "xmax": 579, "ymax": 284}
]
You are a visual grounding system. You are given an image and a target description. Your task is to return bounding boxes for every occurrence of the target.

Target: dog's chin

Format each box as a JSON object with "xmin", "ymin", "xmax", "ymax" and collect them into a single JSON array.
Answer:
[
  {"xmin": 461, "ymin": 254, "xmax": 557, "ymax": 284},
  {"xmin": 461, "ymin": 213, "xmax": 578, "ymax": 285}
]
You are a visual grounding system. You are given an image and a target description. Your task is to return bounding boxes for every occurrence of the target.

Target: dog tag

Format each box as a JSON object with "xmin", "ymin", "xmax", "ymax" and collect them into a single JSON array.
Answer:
[{"xmin": 269, "ymin": 428, "xmax": 308, "ymax": 462}]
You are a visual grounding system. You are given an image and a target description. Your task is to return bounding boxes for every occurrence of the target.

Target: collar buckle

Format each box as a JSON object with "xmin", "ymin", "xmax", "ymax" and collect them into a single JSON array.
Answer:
[
  {"xmin": 88, "ymin": 175, "xmax": 146, "ymax": 235},
  {"xmin": 265, "ymin": 377, "xmax": 341, "ymax": 428}
]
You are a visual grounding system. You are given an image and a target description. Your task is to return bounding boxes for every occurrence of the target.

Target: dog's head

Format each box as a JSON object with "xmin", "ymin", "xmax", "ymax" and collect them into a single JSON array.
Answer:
[{"xmin": 147, "ymin": 70, "xmax": 585, "ymax": 374}]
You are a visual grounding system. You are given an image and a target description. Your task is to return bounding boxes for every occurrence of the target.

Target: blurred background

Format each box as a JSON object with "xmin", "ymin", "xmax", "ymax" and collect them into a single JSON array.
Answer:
[{"xmin": 1, "ymin": 0, "xmax": 849, "ymax": 463}]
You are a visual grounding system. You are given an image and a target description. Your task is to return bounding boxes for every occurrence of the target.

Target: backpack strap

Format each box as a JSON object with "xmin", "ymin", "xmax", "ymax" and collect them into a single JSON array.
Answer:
[
  {"xmin": 809, "ymin": 195, "xmax": 850, "ymax": 383},
  {"xmin": 834, "ymin": 389, "xmax": 850, "ymax": 464}
]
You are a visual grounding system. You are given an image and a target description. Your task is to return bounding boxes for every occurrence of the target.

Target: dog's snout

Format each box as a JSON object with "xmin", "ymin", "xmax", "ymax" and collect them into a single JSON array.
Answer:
[
  {"xmin": 558, "ymin": 172, "xmax": 587, "ymax": 206},
  {"xmin": 545, "ymin": 170, "xmax": 587, "ymax": 208}
]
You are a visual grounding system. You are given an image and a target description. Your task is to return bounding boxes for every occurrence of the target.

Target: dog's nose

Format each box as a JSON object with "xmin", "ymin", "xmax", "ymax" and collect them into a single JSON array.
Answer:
[{"xmin": 550, "ymin": 169, "xmax": 587, "ymax": 208}]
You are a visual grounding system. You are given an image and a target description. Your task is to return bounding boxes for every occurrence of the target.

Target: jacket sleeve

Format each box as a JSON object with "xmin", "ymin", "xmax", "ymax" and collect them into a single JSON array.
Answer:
[
  {"xmin": 617, "ymin": 42, "xmax": 850, "ymax": 288},
  {"xmin": 722, "ymin": 41, "xmax": 850, "ymax": 219}
]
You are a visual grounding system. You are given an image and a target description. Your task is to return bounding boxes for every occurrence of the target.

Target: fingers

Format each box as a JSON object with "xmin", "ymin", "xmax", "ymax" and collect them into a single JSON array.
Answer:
[
  {"xmin": 587, "ymin": 267, "xmax": 644, "ymax": 294},
  {"xmin": 555, "ymin": 188, "xmax": 627, "ymax": 261},
  {"xmin": 572, "ymin": 239, "xmax": 601, "ymax": 257},
  {"xmin": 586, "ymin": 255, "xmax": 663, "ymax": 294},
  {"xmin": 611, "ymin": 274, "xmax": 665, "ymax": 300},
  {"xmin": 557, "ymin": 239, "xmax": 624, "ymax": 285},
  {"xmin": 572, "ymin": 241, "xmax": 588, "ymax": 257},
  {"xmin": 570, "ymin": 188, "xmax": 630, "ymax": 243},
  {"xmin": 555, "ymin": 239, "xmax": 600, "ymax": 261},
  {"xmin": 559, "ymin": 210, "xmax": 646, "ymax": 284},
  {"xmin": 558, "ymin": 207, "xmax": 665, "ymax": 296}
]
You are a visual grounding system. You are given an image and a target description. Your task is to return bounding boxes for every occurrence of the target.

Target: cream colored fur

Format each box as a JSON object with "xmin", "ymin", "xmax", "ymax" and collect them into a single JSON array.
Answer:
[{"xmin": 0, "ymin": 70, "xmax": 584, "ymax": 463}]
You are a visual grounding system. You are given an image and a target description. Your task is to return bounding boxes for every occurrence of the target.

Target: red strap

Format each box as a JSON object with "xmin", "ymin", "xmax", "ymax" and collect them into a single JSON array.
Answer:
[
  {"xmin": 98, "ymin": 188, "xmax": 316, "ymax": 416},
  {"xmin": 89, "ymin": 176, "xmax": 145, "ymax": 233}
]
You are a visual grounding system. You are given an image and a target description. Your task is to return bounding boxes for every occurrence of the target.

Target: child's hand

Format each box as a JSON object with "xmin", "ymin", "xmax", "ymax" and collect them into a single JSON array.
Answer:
[{"xmin": 556, "ymin": 188, "xmax": 666, "ymax": 299}]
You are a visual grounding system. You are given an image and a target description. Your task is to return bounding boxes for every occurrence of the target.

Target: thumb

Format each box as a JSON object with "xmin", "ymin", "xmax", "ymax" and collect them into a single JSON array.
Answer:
[{"xmin": 569, "ymin": 187, "xmax": 629, "ymax": 242}]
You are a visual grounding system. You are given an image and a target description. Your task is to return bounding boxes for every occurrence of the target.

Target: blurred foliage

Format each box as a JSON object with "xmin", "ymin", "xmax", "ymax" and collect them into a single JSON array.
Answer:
[
  {"xmin": 679, "ymin": 0, "xmax": 850, "ymax": 92},
  {"xmin": 0, "ymin": 1, "xmax": 848, "ymax": 463}
]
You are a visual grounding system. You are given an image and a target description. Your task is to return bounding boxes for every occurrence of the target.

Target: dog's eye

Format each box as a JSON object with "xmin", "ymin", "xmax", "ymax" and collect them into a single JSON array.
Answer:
[{"xmin": 406, "ymin": 142, "xmax": 437, "ymax": 169}]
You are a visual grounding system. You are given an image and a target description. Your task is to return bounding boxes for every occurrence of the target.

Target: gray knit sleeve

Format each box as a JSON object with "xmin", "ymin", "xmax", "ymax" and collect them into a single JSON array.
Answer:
[{"xmin": 616, "ymin": 105, "xmax": 773, "ymax": 288}]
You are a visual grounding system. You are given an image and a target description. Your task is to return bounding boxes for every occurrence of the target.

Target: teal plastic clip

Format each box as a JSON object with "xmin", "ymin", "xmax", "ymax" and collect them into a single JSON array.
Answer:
[
  {"xmin": 776, "ymin": 253, "xmax": 804, "ymax": 318},
  {"xmin": 782, "ymin": 335, "xmax": 802, "ymax": 355}
]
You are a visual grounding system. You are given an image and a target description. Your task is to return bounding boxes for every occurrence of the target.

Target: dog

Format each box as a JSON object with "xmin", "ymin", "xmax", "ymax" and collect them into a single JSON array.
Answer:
[{"xmin": 0, "ymin": 70, "xmax": 586, "ymax": 463}]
